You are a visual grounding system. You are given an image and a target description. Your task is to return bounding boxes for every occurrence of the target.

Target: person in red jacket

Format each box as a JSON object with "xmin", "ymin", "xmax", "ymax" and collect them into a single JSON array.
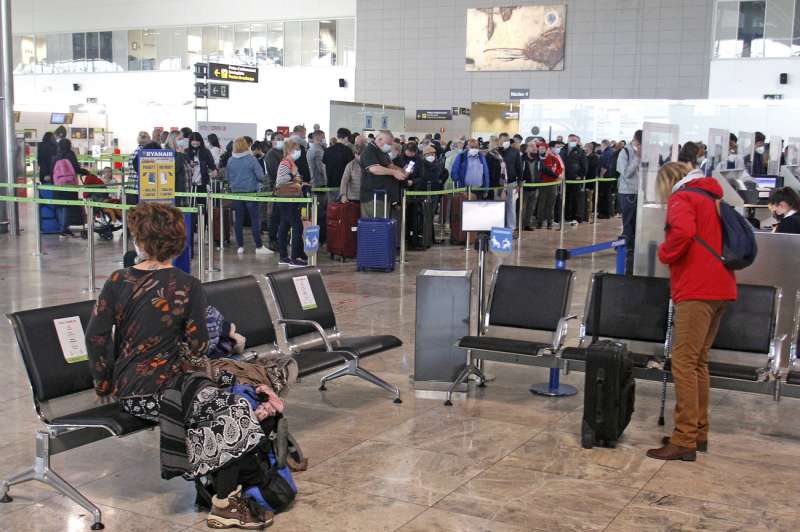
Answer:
[{"xmin": 647, "ymin": 149, "xmax": 737, "ymax": 462}]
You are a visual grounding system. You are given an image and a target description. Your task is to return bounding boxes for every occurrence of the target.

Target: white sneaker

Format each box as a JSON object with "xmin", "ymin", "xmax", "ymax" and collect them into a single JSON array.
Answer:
[
  {"xmin": 569, "ymin": 220, "xmax": 578, "ymax": 226},
  {"xmin": 237, "ymin": 247, "xmax": 245, "ymax": 255},
  {"xmin": 255, "ymin": 246, "xmax": 273, "ymax": 255}
]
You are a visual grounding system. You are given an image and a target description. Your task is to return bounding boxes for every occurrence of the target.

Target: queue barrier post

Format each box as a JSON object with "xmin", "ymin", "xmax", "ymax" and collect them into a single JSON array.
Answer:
[
  {"xmin": 217, "ymin": 183, "xmax": 225, "ymax": 274},
  {"xmin": 559, "ymin": 179, "xmax": 567, "ymax": 239},
  {"xmin": 31, "ymin": 182, "xmax": 45, "ymax": 257},
  {"xmin": 465, "ymin": 187, "xmax": 471, "ymax": 251},
  {"xmin": 400, "ymin": 191, "xmax": 407, "ymax": 264},
  {"xmin": 84, "ymin": 201, "xmax": 97, "ymax": 294},
  {"xmin": 310, "ymin": 193, "xmax": 318, "ymax": 267},
  {"xmin": 197, "ymin": 204, "xmax": 206, "ymax": 282},
  {"xmin": 206, "ymin": 187, "xmax": 218, "ymax": 273},
  {"xmin": 517, "ymin": 183, "xmax": 524, "ymax": 236},
  {"xmin": 531, "ymin": 238, "xmax": 627, "ymax": 397},
  {"xmin": 121, "ymin": 185, "xmax": 128, "ymax": 255}
]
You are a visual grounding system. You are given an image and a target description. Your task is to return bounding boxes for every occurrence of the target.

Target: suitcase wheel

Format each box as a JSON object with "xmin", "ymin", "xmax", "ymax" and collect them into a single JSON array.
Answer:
[{"xmin": 80, "ymin": 230, "xmax": 88, "ymax": 239}]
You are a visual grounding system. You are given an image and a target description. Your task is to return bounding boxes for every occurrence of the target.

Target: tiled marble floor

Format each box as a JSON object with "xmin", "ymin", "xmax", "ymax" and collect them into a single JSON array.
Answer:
[{"xmin": 1, "ymin": 206, "xmax": 799, "ymax": 531}]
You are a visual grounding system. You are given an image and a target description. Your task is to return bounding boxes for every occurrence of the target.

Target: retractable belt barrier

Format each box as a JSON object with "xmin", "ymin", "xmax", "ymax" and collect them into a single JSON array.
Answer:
[{"xmin": 527, "ymin": 238, "xmax": 628, "ymax": 398}]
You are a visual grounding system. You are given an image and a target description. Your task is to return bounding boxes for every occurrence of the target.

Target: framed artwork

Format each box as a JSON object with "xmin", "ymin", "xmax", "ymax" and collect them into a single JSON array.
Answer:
[{"xmin": 466, "ymin": 5, "xmax": 566, "ymax": 71}]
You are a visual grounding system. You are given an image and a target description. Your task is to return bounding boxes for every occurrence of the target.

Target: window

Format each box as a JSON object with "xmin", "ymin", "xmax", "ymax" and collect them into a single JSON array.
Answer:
[
  {"xmin": 794, "ymin": 0, "xmax": 800, "ymax": 50},
  {"xmin": 11, "ymin": 18, "xmax": 354, "ymax": 74},
  {"xmin": 319, "ymin": 20, "xmax": 336, "ymax": 66},
  {"xmin": 267, "ymin": 22, "xmax": 284, "ymax": 66},
  {"xmin": 739, "ymin": 1, "xmax": 766, "ymax": 57}
]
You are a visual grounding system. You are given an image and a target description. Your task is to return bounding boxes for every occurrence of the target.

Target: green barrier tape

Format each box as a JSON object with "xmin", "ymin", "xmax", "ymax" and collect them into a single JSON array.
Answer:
[
  {"xmin": 522, "ymin": 181, "xmax": 561, "ymax": 188},
  {"xmin": 0, "ymin": 182, "xmax": 30, "ymax": 189},
  {"xmin": 310, "ymin": 187, "xmax": 339, "ymax": 193},
  {"xmin": 0, "ymin": 195, "xmax": 86, "ymax": 207},
  {"xmin": 405, "ymin": 187, "xmax": 470, "ymax": 196},
  {"xmin": 211, "ymin": 192, "xmax": 311, "ymax": 203},
  {"xmin": 470, "ymin": 186, "xmax": 505, "ymax": 192},
  {"xmin": 596, "ymin": 177, "xmax": 618, "ymax": 182}
]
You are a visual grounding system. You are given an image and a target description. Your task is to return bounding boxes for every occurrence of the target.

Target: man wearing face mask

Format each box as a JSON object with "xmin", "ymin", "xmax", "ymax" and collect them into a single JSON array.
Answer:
[
  {"xmin": 768, "ymin": 187, "xmax": 800, "ymax": 234},
  {"xmin": 725, "ymin": 133, "xmax": 745, "ymax": 170},
  {"xmin": 560, "ymin": 134, "xmax": 589, "ymax": 225},
  {"xmin": 290, "ymin": 125, "xmax": 311, "ymax": 183},
  {"xmin": 359, "ymin": 130, "xmax": 407, "ymax": 220},
  {"xmin": 617, "ymin": 129, "xmax": 643, "ymax": 273},
  {"xmin": 520, "ymin": 141, "xmax": 543, "ymax": 230},
  {"xmin": 451, "ymin": 139, "xmax": 489, "ymax": 190},
  {"xmin": 265, "ymin": 134, "xmax": 286, "ymax": 248},
  {"xmin": 747, "ymin": 131, "xmax": 768, "ymax": 175},
  {"xmin": 497, "ymin": 133, "xmax": 523, "ymax": 232},
  {"xmin": 308, "ymin": 130, "xmax": 329, "ymax": 243}
]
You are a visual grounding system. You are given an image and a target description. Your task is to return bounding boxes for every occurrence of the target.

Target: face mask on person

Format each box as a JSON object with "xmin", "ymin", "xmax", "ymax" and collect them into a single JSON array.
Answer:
[
  {"xmin": 191, "ymin": 141, "xmax": 201, "ymax": 148},
  {"xmin": 274, "ymin": 140, "xmax": 284, "ymax": 150},
  {"xmin": 568, "ymin": 141, "xmax": 576, "ymax": 149},
  {"xmin": 468, "ymin": 148, "xmax": 479, "ymax": 156},
  {"xmin": 381, "ymin": 143, "xmax": 393, "ymax": 154},
  {"xmin": 425, "ymin": 155, "xmax": 436, "ymax": 163},
  {"xmin": 755, "ymin": 146, "xmax": 766, "ymax": 155},
  {"xmin": 177, "ymin": 138, "xmax": 189, "ymax": 149},
  {"xmin": 538, "ymin": 150, "xmax": 547, "ymax": 156},
  {"xmin": 265, "ymin": 134, "xmax": 272, "ymax": 141},
  {"xmin": 501, "ymin": 141, "xmax": 510, "ymax": 150},
  {"xmin": 388, "ymin": 152, "xmax": 397, "ymax": 161},
  {"xmin": 727, "ymin": 154, "xmax": 736, "ymax": 162},
  {"xmin": 291, "ymin": 149, "xmax": 301, "ymax": 161}
]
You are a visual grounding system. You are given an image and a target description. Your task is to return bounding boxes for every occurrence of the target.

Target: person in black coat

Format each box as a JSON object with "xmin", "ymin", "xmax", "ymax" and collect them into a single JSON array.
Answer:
[
  {"xmin": 323, "ymin": 128, "xmax": 354, "ymax": 189},
  {"xmin": 37, "ymin": 132, "xmax": 58, "ymax": 183},
  {"xmin": 52, "ymin": 138, "xmax": 89, "ymax": 237},
  {"xmin": 769, "ymin": 187, "xmax": 800, "ymax": 234},
  {"xmin": 560, "ymin": 134, "xmax": 589, "ymax": 224},
  {"xmin": 184, "ymin": 132, "xmax": 217, "ymax": 191}
]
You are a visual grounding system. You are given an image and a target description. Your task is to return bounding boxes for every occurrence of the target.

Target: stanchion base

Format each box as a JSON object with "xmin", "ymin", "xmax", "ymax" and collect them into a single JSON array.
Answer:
[
  {"xmin": 529, "ymin": 383, "xmax": 578, "ymax": 397},
  {"xmin": 82, "ymin": 288, "xmax": 98, "ymax": 294}
]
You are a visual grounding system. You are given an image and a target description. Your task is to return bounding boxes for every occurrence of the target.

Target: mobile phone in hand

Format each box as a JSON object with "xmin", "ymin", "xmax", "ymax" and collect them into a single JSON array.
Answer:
[{"xmin": 404, "ymin": 160, "xmax": 415, "ymax": 174}]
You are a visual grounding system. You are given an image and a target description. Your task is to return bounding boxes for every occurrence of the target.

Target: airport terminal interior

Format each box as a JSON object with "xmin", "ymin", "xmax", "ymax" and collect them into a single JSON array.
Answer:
[{"xmin": 2, "ymin": 0, "xmax": 800, "ymax": 531}]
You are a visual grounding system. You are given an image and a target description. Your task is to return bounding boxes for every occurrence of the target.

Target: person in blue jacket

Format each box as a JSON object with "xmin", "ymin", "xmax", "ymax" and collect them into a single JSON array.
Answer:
[
  {"xmin": 451, "ymin": 138, "xmax": 489, "ymax": 191},
  {"xmin": 226, "ymin": 136, "xmax": 271, "ymax": 256}
]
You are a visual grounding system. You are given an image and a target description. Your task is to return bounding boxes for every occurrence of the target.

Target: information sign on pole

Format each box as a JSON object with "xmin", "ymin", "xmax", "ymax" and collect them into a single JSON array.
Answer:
[
  {"xmin": 416, "ymin": 109, "xmax": 453, "ymax": 120},
  {"xmin": 139, "ymin": 149, "xmax": 176, "ymax": 203},
  {"xmin": 208, "ymin": 62, "xmax": 258, "ymax": 83}
]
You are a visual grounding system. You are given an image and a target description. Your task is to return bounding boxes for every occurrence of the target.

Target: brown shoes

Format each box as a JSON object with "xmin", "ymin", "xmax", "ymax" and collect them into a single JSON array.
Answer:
[
  {"xmin": 646, "ymin": 442, "xmax": 697, "ymax": 461},
  {"xmin": 660, "ymin": 436, "xmax": 707, "ymax": 453},
  {"xmin": 207, "ymin": 485, "xmax": 274, "ymax": 530}
]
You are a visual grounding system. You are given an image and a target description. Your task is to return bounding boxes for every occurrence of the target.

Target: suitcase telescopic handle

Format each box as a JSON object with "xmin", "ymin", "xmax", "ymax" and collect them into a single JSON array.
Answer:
[{"xmin": 373, "ymin": 189, "xmax": 388, "ymax": 218}]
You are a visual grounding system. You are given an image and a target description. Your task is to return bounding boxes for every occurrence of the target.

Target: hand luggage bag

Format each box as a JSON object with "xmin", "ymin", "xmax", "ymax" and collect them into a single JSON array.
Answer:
[
  {"xmin": 449, "ymin": 192, "xmax": 467, "ymax": 245},
  {"xmin": 581, "ymin": 274, "xmax": 635, "ymax": 449},
  {"xmin": 357, "ymin": 192, "xmax": 396, "ymax": 272},
  {"xmin": 327, "ymin": 201, "xmax": 360, "ymax": 260},
  {"xmin": 407, "ymin": 197, "xmax": 434, "ymax": 250}
]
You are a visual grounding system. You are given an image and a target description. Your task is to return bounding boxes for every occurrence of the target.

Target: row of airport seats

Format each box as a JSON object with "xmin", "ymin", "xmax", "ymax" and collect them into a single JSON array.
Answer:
[
  {"xmin": 450, "ymin": 266, "xmax": 796, "ymax": 403},
  {"xmin": 0, "ymin": 268, "xmax": 403, "ymax": 530}
]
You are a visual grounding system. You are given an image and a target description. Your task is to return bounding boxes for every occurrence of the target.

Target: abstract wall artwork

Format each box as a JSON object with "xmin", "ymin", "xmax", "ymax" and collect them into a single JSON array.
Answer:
[{"xmin": 466, "ymin": 5, "xmax": 566, "ymax": 71}]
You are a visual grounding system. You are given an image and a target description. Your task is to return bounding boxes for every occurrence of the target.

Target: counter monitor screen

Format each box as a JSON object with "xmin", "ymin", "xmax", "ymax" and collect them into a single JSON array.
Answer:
[
  {"xmin": 50, "ymin": 113, "xmax": 74, "ymax": 125},
  {"xmin": 461, "ymin": 201, "xmax": 506, "ymax": 232},
  {"xmin": 753, "ymin": 177, "xmax": 777, "ymax": 189}
]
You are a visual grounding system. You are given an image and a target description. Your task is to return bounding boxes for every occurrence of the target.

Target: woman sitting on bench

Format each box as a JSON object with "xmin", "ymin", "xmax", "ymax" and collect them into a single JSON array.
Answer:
[{"xmin": 85, "ymin": 202, "xmax": 274, "ymax": 530}]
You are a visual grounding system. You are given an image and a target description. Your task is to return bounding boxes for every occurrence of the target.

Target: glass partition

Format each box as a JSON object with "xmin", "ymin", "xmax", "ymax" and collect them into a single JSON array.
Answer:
[
  {"xmin": 707, "ymin": 128, "xmax": 730, "ymax": 176},
  {"xmin": 739, "ymin": 131, "xmax": 755, "ymax": 172},
  {"xmin": 635, "ymin": 122, "xmax": 679, "ymax": 277},
  {"xmin": 769, "ymin": 135, "xmax": 784, "ymax": 174},
  {"xmin": 12, "ymin": 18, "xmax": 353, "ymax": 73}
]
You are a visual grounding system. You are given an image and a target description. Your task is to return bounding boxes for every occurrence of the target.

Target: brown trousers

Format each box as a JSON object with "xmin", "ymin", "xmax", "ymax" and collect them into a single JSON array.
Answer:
[{"xmin": 670, "ymin": 300, "xmax": 728, "ymax": 449}]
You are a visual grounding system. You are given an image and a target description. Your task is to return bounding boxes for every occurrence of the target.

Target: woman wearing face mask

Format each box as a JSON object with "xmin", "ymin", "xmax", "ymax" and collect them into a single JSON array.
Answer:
[
  {"xmin": 768, "ymin": 187, "xmax": 800, "ymax": 234},
  {"xmin": 264, "ymin": 134, "xmax": 286, "ymax": 248},
  {"xmin": 184, "ymin": 132, "xmax": 217, "ymax": 193},
  {"xmin": 274, "ymin": 139, "xmax": 308, "ymax": 267},
  {"xmin": 419, "ymin": 145, "xmax": 446, "ymax": 191},
  {"xmin": 207, "ymin": 133, "xmax": 223, "ymax": 168}
]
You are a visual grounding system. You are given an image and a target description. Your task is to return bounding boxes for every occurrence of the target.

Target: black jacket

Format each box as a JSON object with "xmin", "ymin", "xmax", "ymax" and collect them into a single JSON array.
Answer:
[
  {"xmin": 184, "ymin": 146, "xmax": 217, "ymax": 187},
  {"xmin": 322, "ymin": 143, "xmax": 354, "ymax": 189},
  {"xmin": 296, "ymin": 142, "xmax": 311, "ymax": 183},
  {"xmin": 498, "ymin": 147, "xmax": 523, "ymax": 182},
  {"xmin": 264, "ymin": 148, "xmax": 283, "ymax": 190},
  {"xmin": 38, "ymin": 141, "xmax": 57, "ymax": 181},
  {"xmin": 561, "ymin": 146, "xmax": 588, "ymax": 180},
  {"xmin": 486, "ymin": 151, "xmax": 503, "ymax": 188},
  {"xmin": 415, "ymin": 159, "xmax": 447, "ymax": 191},
  {"xmin": 522, "ymin": 154, "xmax": 558, "ymax": 183},
  {"xmin": 775, "ymin": 212, "xmax": 800, "ymax": 234}
]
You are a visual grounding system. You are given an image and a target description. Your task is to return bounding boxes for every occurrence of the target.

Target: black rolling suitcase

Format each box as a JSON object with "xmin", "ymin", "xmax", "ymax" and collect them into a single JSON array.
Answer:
[
  {"xmin": 407, "ymin": 197, "xmax": 434, "ymax": 250},
  {"xmin": 581, "ymin": 275, "xmax": 635, "ymax": 449}
]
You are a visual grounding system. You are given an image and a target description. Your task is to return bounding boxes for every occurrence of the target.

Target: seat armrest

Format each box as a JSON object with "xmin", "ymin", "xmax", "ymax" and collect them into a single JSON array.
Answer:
[
  {"xmin": 552, "ymin": 315, "xmax": 578, "ymax": 352},
  {"xmin": 769, "ymin": 334, "xmax": 788, "ymax": 375},
  {"xmin": 276, "ymin": 318, "xmax": 332, "ymax": 351}
]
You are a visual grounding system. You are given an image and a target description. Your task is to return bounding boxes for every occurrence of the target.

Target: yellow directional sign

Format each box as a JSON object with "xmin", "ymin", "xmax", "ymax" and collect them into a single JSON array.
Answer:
[{"xmin": 208, "ymin": 62, "xmax": 258, "ymax": 83}]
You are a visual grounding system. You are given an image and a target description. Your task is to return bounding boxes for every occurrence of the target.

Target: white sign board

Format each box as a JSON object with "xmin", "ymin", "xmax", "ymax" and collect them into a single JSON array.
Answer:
[
  {"xmin": 197, "ymin": 121, "xmax": 258, "ymax": 151},
  {"xmin": 293, "ymin": 275, "xmax": 318, "ymax": 311},
  {"xmin": 53, "ymin": 316, "xmax": 88, "ymax": 364}
]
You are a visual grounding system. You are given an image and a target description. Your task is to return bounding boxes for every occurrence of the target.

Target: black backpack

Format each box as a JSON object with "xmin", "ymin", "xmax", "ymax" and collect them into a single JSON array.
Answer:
[{"xmin": 683, "ymin": 187, "xmax": 757, "ymax": 270}]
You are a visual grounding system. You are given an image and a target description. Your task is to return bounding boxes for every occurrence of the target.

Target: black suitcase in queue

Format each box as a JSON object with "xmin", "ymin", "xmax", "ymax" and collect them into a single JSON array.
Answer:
[
  {"xmin": 407, "ymin": 197, "xmax": 434, "ymax": 250},
  {"xmin": 581, "ymin": 273, "xmax": 635, "ymax": 449}
]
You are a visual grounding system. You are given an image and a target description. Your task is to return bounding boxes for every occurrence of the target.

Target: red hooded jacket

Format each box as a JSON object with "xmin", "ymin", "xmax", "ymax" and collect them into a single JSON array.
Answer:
[
  {"xmin": 541, "ymin": 150, "xmax": 563, "ymax": 183},
  {"xmin": 658, "ymin": 171, "xmax": 737, "ymax": 303}
]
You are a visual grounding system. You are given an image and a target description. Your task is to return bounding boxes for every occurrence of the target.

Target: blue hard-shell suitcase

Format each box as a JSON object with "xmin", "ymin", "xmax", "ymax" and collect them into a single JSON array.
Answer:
[{"xmin": 357, "ymin": 192, "xmax": 396, "ymax": 272}]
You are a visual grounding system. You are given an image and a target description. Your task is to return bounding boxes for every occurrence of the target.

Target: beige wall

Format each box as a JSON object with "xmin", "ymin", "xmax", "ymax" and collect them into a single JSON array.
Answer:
[{"xmin": 470, "ymin": 102, "xmax": 519, "ymax": 139}]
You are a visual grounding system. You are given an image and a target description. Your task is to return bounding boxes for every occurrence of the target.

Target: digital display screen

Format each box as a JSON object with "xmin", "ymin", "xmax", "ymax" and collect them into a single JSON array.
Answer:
[
  {"xmin": 753, "ymin": 177, "xmax": 777, "ymax": 188},
  {"xmin": 50, "ymin": 113, "xmax": 74, "ymax": 124},
  {"xmin": 462, "ymin": 201, "xmax": 506, "ymax": 232}
]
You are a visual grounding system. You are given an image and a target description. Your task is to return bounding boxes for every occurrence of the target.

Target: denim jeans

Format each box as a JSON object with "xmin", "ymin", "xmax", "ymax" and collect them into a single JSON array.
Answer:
[
  {"xmin": 618, "ymin": 193, "xmax": 637, "ymax": 273},
  {"xmin": 232, "ymin": 200, "xmax": 262, "ymax": 248},
  {"xmin": 504, "ymin": 184, "xmax": 517, "ymax": 230},
  {"xmin": 57, "ymin": 206, "xmax": 70, "ymax": 234},
  {"xmin": 277, "ymin": 203, "xmax": 303, "ymax": 259}
]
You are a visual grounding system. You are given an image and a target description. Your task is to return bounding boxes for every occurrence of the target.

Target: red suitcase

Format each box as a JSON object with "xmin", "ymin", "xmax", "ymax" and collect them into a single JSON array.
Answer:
[{"xmin": 326, "ymin": 201, "xmax": 360, "ymax": 260}]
